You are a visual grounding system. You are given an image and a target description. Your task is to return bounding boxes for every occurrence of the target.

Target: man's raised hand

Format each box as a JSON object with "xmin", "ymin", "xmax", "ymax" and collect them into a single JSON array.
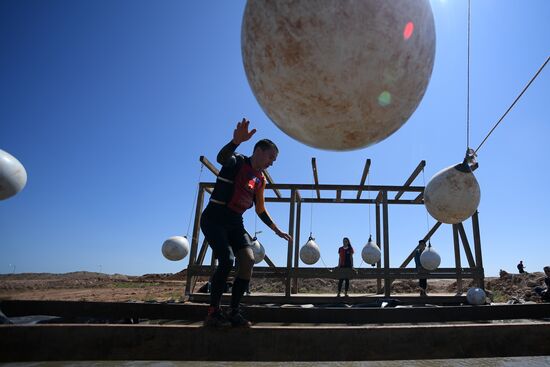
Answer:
[{"xmin": 232, "ymin": 118, "xmax": 257, "ymax": 145}]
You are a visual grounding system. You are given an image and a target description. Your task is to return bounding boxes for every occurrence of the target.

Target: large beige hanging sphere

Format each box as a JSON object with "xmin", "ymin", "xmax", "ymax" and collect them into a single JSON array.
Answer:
[
  {"xmin": 251, "ymin": 239, "xmax": 266, "ymax": 264},
  {"xmin": 424, "ymin": 164, "xmax": 481, "ymax": 224},
  {"xmin": 242, "ymin": 0, "xmax": 436, "ymax": 150},
  {"xmin": 0, "ymin": 149, "xmax": 27, "ymax": 200},
  {"xmin": 361, "ymin": 239, "xmax": 381, "ymax": 265},
  {"xmin": 300, "ymin": 238, "xmax": 320, "ymax": 265},
  {"xmin": 161, "ymin": 236, "xmax": 190, "ymax": 261}
]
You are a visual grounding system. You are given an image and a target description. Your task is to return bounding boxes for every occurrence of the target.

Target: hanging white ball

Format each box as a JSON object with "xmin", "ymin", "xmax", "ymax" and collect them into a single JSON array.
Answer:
[
  {"xmin": 300, "ymin": 238, "xmax": 320, "ymax": 265},
  {"xmin": 242, "ymin": 0, "xmax": 436, "ymax": 150},
  {"xmin": 250, "ymin": 239, "xmax": 265, "ymax": 264},
  {"xmin": 466, "ymin": 287, "xmax": 487, "ymax": 305},
  {"xmin": 361, "ymin": 239, "xmax": 381, "ymax": 265},
  {"xmin": 161, "ymin": 236, "xmax": 190, "ymax": 261},
  {"xmin": 420, "ymin": 247, "xmax": 441, "ymax": 271},
  {"xmin": 424, "ymin": 163, "xmax": 481, "ymax": 224},
  {"xmin": 0, "ymin": 149, "xmax": 28, "ymax": 201}
]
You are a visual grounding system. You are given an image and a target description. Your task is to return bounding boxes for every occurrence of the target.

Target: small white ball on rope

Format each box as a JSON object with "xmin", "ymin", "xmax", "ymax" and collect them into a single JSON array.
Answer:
[
  {"xmin": 250, "ymin": 238, "xmax": 266, "ymax": 264},
  {"xmin": 300, "ymin": 237, "xmax": 320, "ymax": 265},
  {"xmin": 361, "ymin": 237, "xmax": 381, "ymax": 265},
  {"xmin": 0, "ymin": 149, "xmax": 28, "ymax": 201},
  {"xmin": 420, "ymin": 246, "xmax": 441, "ymax": 271},
  {"xmin": 466, "ymin": 287, "xmax": 487, "ymax": 305},
  {"xmin": 161, "ymin": 236, "xmax": 190, "ymax": 261},
  {"xmin": 424, "ymin": 162, "xmax": 481, "ymax": 224}
]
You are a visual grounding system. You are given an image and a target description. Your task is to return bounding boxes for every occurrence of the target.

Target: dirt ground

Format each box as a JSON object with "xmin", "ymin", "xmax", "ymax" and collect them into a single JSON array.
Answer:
[{"xmin": 0, "ymin": 270, "xmax": 547, "ymax": 303}]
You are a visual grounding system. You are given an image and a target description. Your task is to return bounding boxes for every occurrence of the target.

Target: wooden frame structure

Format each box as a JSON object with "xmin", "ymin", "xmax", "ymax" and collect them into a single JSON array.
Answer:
[{"xmin": 184, "ymin": 157, "xmax": 485, "ymax": 302}]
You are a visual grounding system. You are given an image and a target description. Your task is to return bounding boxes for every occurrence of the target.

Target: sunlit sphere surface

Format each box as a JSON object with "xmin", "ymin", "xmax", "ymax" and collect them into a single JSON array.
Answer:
[
  {"xmin": 300, "ymin": 238, "xmax": 320, "ymax": 265},
  {"xmin": 361, "ymin": 239, "xmax": 381, "ymax": 265},
  {"xmin": 424, "ymin": 164, "xmax": 481, "ymax": 224},
  {"xmin": 466, "ymin": 287, "xmax": 487, "ymax": 305},
  {"xmin": 0, "ymin": 149, "xmax": 27, "ymax": 200},
  {"xmin": 242, "ymin": 0, "xmax": 436, "ymax": 150},
  {"xmin": 251, "ymin": 239, "xmax": 266, "ymax": 264},
  {"xmin": 420, "ymin": 247, "xmax": 441, "ymax": 271},
  {"xmin": 161, "ymin": 236, "xmax": 190, "ymax": 261}
]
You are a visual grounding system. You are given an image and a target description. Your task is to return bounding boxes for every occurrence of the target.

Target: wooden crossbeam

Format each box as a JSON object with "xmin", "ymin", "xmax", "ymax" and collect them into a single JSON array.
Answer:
[
  {"xmin": 262, "ymin": 169, "xmax": 283, "ymax": 199},
  {"xmin": 311, "ymin": 158, "xmax": 321, "ymax": 199},
  {"xmin": 199, "ymin": 155, "xmax": 219, "ymax": 175},
  {"xmin": 394, "ymin": 160, "xmax": 426, "ymax": 200},
  {"xmin": 356, "ymin": 159, "xmax": 372, "ymax": 199}
]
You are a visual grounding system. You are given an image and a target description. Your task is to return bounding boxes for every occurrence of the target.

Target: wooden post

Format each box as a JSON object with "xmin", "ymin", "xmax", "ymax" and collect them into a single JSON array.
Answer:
[
  {"xmin": 375, "ymin": 203, "xmax": 382, "ymax": 293},
  {"xmin": 457, "ymin": 223, "xmax": 476, "ymax": 268},
  {"xmin": 292, "ymin": 201, "xmax": 302, "ymax": 294},
  {"xmin": 472, "ymin": 211, "xmax": 485, "ymax": 289},
  {"xmin": 285, "ymin": 189, "xmax": 296, "ymax": 298},
  {"xmin": 452, "ymin": 224, "xmax": 463, "ymax": 294},
  {"xmin": 185, "ymin": 185, "xmax": 205, "ymax": 296},
  {"xmin": 382, "ymin": 191, "xmax": 391, "ymax": 297}
]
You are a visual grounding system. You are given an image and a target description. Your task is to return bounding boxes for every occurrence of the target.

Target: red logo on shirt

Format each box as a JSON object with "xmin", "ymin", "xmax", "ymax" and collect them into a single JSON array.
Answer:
[{"xmin": 247, "ymin": 177, "xmax": 258, "ymax": 190}]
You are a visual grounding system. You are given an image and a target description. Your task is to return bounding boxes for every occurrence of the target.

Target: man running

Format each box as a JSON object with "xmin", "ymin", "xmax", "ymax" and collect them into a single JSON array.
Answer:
[{"xmin": 200, "ymin": 118, "xmax": 292, "ymax": 327}]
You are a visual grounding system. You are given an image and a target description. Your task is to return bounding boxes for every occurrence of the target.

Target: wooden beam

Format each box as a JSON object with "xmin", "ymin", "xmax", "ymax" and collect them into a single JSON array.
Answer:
[
  {"xmin": 200, "ymin": 182, "xmax": 425, "ymax": 193},
  {"xmin": 472, "ymin": 211, "xmax": 485, "ymax": 289},
  {"xmin": 376, "ymin": 203, "xmax": 382, "ymax": 293},
  {"xmin": 292, "ymin": 201, "xmax": 302, "ymax": 293},
  {"xmin": 185, "ymin": 185, "xmax": 205, "ymax": 296},
  {"xmin": 311, "ymin": 158, "xmax": 321, "ymax": 199},
  {"xmin": 4, "ymin": 300, "xmax": 550, "ymax": 324},
  {"xmin": 285, "ymin": 189, "xmax": 296, "ymax": 297},
  {"xmin": 413, "ymin": 192, "xmax": 424, "ymax": 203},
  {"xmin": 336, "ymin": 189, "xmax": 342, "ymax": 202},
  {"xmin": 453, "ymin": 224, "xmax": 463, "ymax": 294},
  {"xmin": 382, "ymin": 191, "xmax": 390, "ymax": 297},
  {"xmin": 457, "ymin": 223, "xmax": 476, "ymax": 268},
  {"xmin": 262, "ymin": 168, "xmax": 282, "ymax": 199},
  {"xmin": 3, "ymin": 320, "xmax": 550, "ymax": 361},
  {"xmin": 265, "ymin": 198, "xmax": 424, "ymax": 205},
  {"xmin": 356, "ymin": 159, "xmax": 372, "ymax": 199},
  {"xmin": 199, "ymin": 156, "xmax": 219, "ymax": 176},
  {"xmin": 394, "ymin": 160, "xmax": 426, "ymax": 200},
  {"xmin": 399, "ymin": 222, "xmax": 443, "ymax": 268},
  {"xmin": 263, "ymin": 255, "xmax": 276, "ymax": 268}
]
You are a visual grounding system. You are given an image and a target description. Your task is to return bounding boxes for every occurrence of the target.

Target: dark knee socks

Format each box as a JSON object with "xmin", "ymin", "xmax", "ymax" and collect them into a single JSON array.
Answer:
[
  {"xmin": 230, "ymin": 277, "xmax": 250, "ymax": 310},
  {"xmin": 210, "ymin": 263, "xmax": 232, "ymax": 308}
]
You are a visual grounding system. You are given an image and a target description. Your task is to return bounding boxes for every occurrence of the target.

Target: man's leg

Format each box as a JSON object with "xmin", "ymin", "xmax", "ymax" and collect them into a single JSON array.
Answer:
[
  {"xmin": 344, "ymin": 278, "xmax": 350, "ymax": 295},
  {"xmin": 224, "ymin": 246, "xmax": 254, "ymax": 327},
  {"xmin": 200, "ymin": 213, "xmax": 233, "ymax": 326},
  {"xmin": 337, "ymin": 279, "xmax": 343, "ymax": 296}
]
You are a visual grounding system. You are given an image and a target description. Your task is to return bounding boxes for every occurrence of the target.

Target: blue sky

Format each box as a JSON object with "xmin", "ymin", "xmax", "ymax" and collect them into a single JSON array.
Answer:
[{"xmin": 1, "ymin": 0, "xmax": 549, "ymax": 277}]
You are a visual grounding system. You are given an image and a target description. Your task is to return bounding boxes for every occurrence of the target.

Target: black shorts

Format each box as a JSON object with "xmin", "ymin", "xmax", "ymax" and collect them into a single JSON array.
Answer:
[{"xmin": 200, "ymin": 203, "xmax": 252, "ymax": 261}]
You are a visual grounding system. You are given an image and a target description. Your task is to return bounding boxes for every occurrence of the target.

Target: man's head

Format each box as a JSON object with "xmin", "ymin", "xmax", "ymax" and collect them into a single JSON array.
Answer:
[
  {"xmin": 251, "ymin": 139, "xmax": 279, "ymax": 170},
  {"xmin": 418, "ymin": 240, "xmax": 426, "ymax": 250}
]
